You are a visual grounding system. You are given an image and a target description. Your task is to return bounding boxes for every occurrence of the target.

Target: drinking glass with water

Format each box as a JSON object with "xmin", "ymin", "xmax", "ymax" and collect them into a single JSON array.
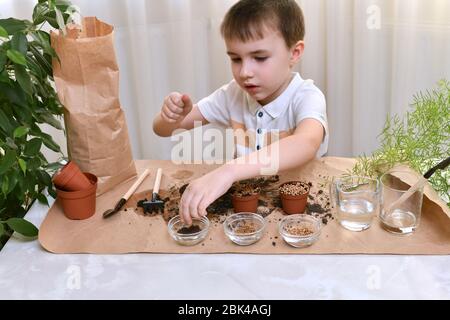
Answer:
[{"xmin": 330, "ymin": 176, "xmax": 381, "ymax": 231}]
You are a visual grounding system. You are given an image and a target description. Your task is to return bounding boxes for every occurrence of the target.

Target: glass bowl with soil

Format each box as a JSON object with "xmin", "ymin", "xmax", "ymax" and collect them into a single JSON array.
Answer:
[
  {"xmin": 168, "ymin": 215, "xmax": 210, "ymax": 246},
  {"xmin": 231, "ymin": 182, "xmax": 261, "ymax": 213},
  {"xmin": 278, "ymin": 214, "xmax": 322, "ymax": 248},
  {"xmin": 223, "ymin": 212, "xmax": 266, "ymax": 246},
  {"xmin": 279, "ymin": 181, "xmax": 310, "ymax": 214}
]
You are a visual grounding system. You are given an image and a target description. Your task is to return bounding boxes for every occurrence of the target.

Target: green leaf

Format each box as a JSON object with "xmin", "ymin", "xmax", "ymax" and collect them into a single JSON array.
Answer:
[
  {"xmin": 0, "ymin": 18, "xmax": 29, "ymax": 35},
  {"xmin": 18, "ymin": 159, "xmax": 27, "ymax": 175},
  {"xmin": 0, "ymin": 26, "xmax": 8, "ymax": 38},
  {"xmin": 0, "ymin": 223, "xmax": 4, "ymax": 236},
  {"xmin": 41, "ymin": 133, "xmax": 61, "ymax": 153},
  {"xmin": 0, "ymin": 108, "xmax": 14, "ymax": 134},
  {"xmin": 11, "ymin": 33, "xmax": 28, "ymax": 55},
  {"xmin": 2, "ymin": 175, "xmax": 9, "ymax": 195},
  {"xmin": 14, "ymin": 64, "xmax": 33, "ymax": 96},
  {"xmin": 7, "ymin": 171, "xmax": 19, "ymax": 194},
  {"xmin": 36, "ymin": 111, "xmax": 63, "ymax": 130},
  {"xmin": 0, "ymin": 69, "xmax": 11, "ymax": 84},
  {"xmin": 30, "ymin": 44, "xmax": 52, "ymax": 76},
  {"xmin": 37, "ymin": 170, "xmax": 52, "ymax": 187},
  {"xmin": 25, "ymin": 55, "xmax": 44, "ymax": 79},
  {"xmin": 24, "ymin": 138, "xmax": 42, "ymax": 156},
  {"xmin": 37, "ymin": 193, "xmax": 49, "ymax": 206},
  {"xmin": 5, "ymin": 137, "xmax": 18, "ymax": 150},
  {"xmin": 6, "ymin": 49, "xmax": 27, "ymax": 66},
  {"xmin": 30, "ymin": 31, "xmax": 56, "ymax": 57},
  {"xmin": 6, "ymin": 218, "xmax": 38, "ymax": 237},
  {"xmin": 55, "ymin": 7, "xmax": 67, "ymax": 34},
  {"xmin": 27, "ymin": 157, "xmax": 42, "ymax": 171},
  {"xmin": 0, "ymin": 82, "xmax": 27, "ymax": 107},
  {"xmin": 0, "ymin": 149, "xmax": 16, "ymax": 174},
  {"xmin": 32, "ymin": 3, "xmax": 49, "ymax": 26},
  {"xmin": 13, "ymin": 126, "xmax": 29, "ymax": 139},
  {"xmin": 0, "ymin": 51, "xmax": 7, "ymax": 73}
]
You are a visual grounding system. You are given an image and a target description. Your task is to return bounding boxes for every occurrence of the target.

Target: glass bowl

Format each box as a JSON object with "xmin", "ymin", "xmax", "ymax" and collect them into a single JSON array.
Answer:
[
  {"xmin": 278, "ymin": 214, "xmax": 322, "ymax": 248},
  {"xmin": 223, "ymin": 212, "xmax": 266, "ymax": 246},
  {"xmin": 168, "ymin": 215, "xmax": 210, "ymax": 246}
]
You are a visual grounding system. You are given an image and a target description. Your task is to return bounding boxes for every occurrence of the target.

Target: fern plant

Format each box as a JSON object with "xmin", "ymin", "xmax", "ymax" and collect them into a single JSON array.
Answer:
[{"xmin": 349, "ymin": 80, "xmax": 450, "ymax": 205}]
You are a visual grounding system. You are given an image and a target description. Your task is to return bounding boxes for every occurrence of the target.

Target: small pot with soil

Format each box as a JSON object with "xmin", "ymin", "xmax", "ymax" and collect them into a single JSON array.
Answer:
[
  {"xmin": 231, "ymin": 182, "xmax": 260, "ymax": 213},
  {"xmin": 279, "ymin": 181, "xmax": 310, "ymax": 214}
]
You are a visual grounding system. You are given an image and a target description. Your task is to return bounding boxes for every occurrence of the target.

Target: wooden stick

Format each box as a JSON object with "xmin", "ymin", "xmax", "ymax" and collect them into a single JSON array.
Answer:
[
  {"xmin": 385, "ymin": 175, "xmax": 427, "ymax": 214},
  {"xmin": 123, "ymin": 169, "xmax": 150, "ymax": 201}
]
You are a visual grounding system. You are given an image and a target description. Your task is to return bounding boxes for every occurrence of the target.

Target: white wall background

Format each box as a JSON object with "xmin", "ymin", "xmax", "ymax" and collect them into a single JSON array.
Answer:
[{"xmin": 1, "ymin": 0, "xmax": 449, "ymax": 162}]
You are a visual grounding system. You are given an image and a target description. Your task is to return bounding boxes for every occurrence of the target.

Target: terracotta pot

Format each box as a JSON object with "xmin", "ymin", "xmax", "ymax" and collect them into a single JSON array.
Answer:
[
  {"xmin": 232, "ymin": 193, "xmax": 259, "ymax": 213},
  {"xmin": 279, "ymin": 181, "xmax": 310, "ymax": 214},
  {"xmin": 56, "ymin": 173, "xmax": 98, "ymax": 220},
  {"xmin": 52, "ymin": 161, "xmax": 92, "ymax": 191}
]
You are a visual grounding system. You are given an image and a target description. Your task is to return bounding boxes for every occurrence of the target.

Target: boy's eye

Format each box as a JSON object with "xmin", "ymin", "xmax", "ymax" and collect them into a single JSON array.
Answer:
[
  {"xmin": 255, "ymin": 57, "xmax": 268, "ymax": 62},
  {"xmin": 231, "ymin": 58, "xmax": 241, "ymax": 63}
]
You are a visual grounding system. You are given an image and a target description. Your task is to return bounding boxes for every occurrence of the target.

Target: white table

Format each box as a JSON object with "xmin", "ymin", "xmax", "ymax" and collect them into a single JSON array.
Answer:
[{"xmin": 1, "ymin": 196, "xmax": 449, "ymax": 300}]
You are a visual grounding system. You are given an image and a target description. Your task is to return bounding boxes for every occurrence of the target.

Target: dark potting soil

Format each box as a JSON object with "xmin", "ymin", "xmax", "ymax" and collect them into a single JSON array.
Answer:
[
  {"xmin": 178, "ymin": 225, "xmax": 202, "ymax": 234},
  {"xmin": 136, "ymin": 175, "xmax": 334, "ymax": 225}
]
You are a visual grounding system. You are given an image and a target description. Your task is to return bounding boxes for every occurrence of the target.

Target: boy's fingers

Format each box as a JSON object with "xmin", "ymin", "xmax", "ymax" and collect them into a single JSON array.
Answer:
[
  {"xmin": 181, "ymin": 94, "xmax": 193, "ymax": 111},
  {"xmin": 161, "ymin": 111, "xmax": 176, "ymax": 123},
  {"xmin": 165, "ymin": 96, "xmax": 183, "ymax": 114},
  {"xmin": 161, "ymin": 109, "xmax": 178, "ymax": 122},
  {"xmin": 180, "ymin": 193, "xmax": 193, "ymax": 226},
  {"xmin": 189, "ymin": 194, "xmax": 203, "ymax": 220},
  {"xmin": 169, "ymin": 93, "xmax": 184, "ymax": 107}
]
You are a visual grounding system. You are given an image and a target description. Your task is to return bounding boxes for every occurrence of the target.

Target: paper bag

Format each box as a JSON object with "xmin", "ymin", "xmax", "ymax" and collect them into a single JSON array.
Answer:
[{"xmin": 51, "ymin": 17, "xmax": 136, "ymax": 195}]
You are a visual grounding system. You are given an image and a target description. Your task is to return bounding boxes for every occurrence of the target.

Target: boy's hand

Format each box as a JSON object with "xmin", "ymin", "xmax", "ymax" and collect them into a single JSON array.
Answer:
[
  {"xmin": 179, "ymin": 166, "xmax": 235, "ymax": 225},
  {"xmin": 161, "ymin": 92, "xmax": 193, "ymax": 123}
]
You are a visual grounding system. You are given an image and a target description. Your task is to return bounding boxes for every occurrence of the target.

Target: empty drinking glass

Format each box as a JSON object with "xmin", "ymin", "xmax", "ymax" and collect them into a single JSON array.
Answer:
[{"xmin": 380, "ymin": 170, "xmax": 424, "ymax": 234}]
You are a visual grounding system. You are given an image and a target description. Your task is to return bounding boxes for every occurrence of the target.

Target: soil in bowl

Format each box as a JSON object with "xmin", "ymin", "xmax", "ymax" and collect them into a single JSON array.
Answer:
[{"xmin": 178, "ymin": 225, "xmax": 202, "ymax": 234}]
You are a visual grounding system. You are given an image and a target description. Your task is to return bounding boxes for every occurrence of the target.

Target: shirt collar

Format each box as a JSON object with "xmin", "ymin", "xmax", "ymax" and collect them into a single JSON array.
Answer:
[{"xmin": 247, "ymin": 72, "xmax": 304, "ymax": 119}]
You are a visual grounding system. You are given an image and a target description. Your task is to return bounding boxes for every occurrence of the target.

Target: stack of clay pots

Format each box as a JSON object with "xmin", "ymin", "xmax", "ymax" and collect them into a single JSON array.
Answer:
[{"xmin": 52, "ymin": 161, "xmax": 97, "ymax": 220}]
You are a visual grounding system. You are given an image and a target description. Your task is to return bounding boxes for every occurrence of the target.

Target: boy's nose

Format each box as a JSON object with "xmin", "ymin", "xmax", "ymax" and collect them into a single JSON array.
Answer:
[{"xmin": 240, "ymin": 63, "xmax": 254, "ymax": 79}]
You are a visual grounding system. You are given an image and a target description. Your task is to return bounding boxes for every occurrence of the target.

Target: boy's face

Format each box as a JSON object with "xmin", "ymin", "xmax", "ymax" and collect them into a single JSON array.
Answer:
[{"xmin": 225, "ymin": 28, "xmax": 303, "ymax": 105}]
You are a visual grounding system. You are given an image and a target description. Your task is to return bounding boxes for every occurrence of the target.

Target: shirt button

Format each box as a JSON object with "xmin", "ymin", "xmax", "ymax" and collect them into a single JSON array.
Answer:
[
  {"xmin": 257, "ymin": 128, "xmax": 262, "ymax": 134},
  {"xmin": 256, "ymin": 145, "xmax": 261, "ymax": 150},
  {"xmin": 258, "ymin": 111, "xmax": 263, "ymax": 118}
]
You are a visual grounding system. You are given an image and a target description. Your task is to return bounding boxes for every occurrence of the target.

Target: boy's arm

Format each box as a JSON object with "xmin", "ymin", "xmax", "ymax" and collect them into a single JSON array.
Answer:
[
  {"xmin": 178, "ymin": 118, "xmax": 324, "ymax": 224},
  {"xmin": 225, "ymin": 118, "xmax": 324, "ymax": 180},
  {"xmin": 153, "ymin": 93, "xmax": 209, "ymax": 137}
]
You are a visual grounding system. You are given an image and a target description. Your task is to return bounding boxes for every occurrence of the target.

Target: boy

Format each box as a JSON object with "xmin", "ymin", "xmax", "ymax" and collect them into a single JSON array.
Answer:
[{"xmin": 153, "ymin": 0, "xmax": 328, "ymax": 224}]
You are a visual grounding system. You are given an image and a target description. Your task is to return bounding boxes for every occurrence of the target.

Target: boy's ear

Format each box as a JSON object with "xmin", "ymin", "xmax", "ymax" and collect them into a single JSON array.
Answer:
[{"xmin": 290, "ymin": 40, "xmax": 304, "ymax": 67}]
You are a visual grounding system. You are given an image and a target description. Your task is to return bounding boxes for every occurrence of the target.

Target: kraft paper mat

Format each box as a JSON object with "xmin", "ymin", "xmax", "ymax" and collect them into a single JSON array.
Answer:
[{"xmin": 38, "ymin": 157, "xmax": 450, "ymax": 254}]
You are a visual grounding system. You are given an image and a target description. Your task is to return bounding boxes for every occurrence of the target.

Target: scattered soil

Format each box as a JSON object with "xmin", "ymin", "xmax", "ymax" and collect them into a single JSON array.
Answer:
[
  {"xmin": 132, "ymin": 174, "xmax": 334, "ymax": 226},
  {"xmin": 171, "ymin": 170, "xmax": 194, "ymax": 180}
]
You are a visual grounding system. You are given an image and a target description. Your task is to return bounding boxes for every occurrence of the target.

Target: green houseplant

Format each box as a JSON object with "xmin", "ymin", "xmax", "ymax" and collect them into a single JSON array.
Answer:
[
  {"xmin": 0, "ymin": 0, "xmax": 76, "ymax": 249},
  {"xmin": 348, "ymin": 80, "xmax": 450, "ymax": 206}
]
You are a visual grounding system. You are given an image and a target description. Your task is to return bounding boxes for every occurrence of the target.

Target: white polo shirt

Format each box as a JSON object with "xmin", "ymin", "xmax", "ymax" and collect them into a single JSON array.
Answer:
[{"xmin": 197, "ymin": 72, "xmax": 328, "ymax": 158}]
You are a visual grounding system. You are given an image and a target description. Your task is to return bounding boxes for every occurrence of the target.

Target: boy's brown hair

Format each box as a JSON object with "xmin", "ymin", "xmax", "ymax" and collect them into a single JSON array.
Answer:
[{"xmin": 220, "ymin": 0, "xmax": 305, "ymax": 48}]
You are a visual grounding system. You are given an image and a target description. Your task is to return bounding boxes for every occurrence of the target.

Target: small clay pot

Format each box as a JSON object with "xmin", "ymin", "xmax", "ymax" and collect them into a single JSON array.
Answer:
[
  {"xmin": 279, "ymin": 181, "xmax": 310, "ymax": 214},
  {"xmin": 56, "ymin": 173, "xmax": 97, "ymax": 220},
  {"xmin": 232, "ymin": 193, "xmax": 259, "ymax": 213},
  {"xmin": 52, "ymin": 161, "xmax": 92, "ymax": 191}
]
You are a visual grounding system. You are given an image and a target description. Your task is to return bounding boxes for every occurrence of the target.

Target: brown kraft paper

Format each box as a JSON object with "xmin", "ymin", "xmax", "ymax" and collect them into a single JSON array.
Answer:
[
  {"xmin": 39, "ymin": 157, "xmax": 450, "ymax": 254},
  {"xmin": 51, "ymin": 17, "xmax": 136, "ymax": 195}
]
